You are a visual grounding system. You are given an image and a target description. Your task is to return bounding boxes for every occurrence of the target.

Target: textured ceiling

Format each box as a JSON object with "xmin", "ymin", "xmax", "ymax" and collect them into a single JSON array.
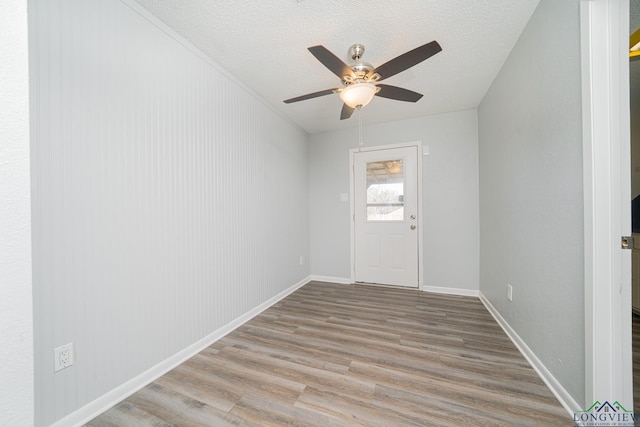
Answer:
[{"xmin": 134, "ymin": 0, "xmax": 540, "ymax": 134}]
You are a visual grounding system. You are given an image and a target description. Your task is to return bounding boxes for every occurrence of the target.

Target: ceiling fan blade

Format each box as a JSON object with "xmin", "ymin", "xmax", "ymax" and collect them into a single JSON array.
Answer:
[
  {"xmin": 340, "ymin": 103, "xmax": 355, "ymax": 120},
  {"xmin": 375, "ymin": 84, "xmax": 423, "ymax": 102},
  {"xmin": 308, "ymin": 45, "xmax": 356, "ymax": 80},
  {"xmin": 368, "ymin": 41, "xmax": 442, "ymax": 82},
  {"xmin": 283, "ymin": 88, "xmax": 337, "ymax": 103}
]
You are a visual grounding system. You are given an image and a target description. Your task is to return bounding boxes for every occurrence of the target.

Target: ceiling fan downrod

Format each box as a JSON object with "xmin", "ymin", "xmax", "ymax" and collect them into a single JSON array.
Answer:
[{"xmin": 348, "ymin": 44, "xmax": 365, "ymax": 62}]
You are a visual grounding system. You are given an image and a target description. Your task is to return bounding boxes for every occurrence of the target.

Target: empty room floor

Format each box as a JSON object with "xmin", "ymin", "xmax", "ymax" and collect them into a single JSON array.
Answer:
[{"xmin": 87, "ymin": 281, "xmax": 571, "ymax": 426}]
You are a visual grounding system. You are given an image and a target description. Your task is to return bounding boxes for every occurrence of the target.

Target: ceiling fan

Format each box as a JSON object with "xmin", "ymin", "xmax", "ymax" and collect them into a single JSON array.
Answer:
[{"xmin": 283, "ymin": 41, "xmax": 442, "ymax": 120}]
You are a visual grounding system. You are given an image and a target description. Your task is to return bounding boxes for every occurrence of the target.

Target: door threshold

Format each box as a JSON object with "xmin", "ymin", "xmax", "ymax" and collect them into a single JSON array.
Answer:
[{"xmin": 354, "ymin": 281, "xmax": 419, "ymax": 290}]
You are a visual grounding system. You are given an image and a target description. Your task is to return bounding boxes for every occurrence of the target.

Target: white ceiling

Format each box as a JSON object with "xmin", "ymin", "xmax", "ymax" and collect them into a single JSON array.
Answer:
[{"xmin": 134, "ymin": 0, "xmax": 540, "ymax": 134}]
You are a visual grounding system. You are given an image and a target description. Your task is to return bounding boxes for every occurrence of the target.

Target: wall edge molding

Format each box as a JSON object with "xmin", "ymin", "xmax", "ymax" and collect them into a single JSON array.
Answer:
[
  {"xmin": 478, "ymin": 291, "xmax": 581, "ymax": 417},
  {"xmin": 52, "ymin": 276, "xmax": 312, "ymax": 427},
  {"xmin": 422, "ymin": 285, "xmax": 479, "ymax": 297},
  {"xmin": 308, "ymin": 275, "xmax": 352, "ymax": 285}
]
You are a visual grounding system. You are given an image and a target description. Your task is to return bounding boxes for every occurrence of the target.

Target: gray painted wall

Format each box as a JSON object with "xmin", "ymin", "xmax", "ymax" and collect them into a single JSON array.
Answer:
[
  {"xmin": 309, "ymin": 109, "xmax": 479, "ymax": 292},
  {"xmin": 631, "ymin": 81, "xmax": 640, "ymax": 199},
  {"xmin": 29, "ymin": 1, "xmax": 309, "ymax": 424},
  {"xmin": 632, "ymin": 18, "xmax": 640, "ymax": 200},
  {"xmin": 478, "ymin": 0, "xmax": 584, "ymax": 405}
]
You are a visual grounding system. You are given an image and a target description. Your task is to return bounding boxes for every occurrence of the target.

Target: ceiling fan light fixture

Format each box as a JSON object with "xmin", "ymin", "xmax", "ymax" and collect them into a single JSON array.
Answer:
[
  {"xmin": 340, "ymin": 82, "xmax": 377, "ymax": 108},
  {"xmin": 284, "ymin": 41, "xmax": 442, "ymax": 120}
]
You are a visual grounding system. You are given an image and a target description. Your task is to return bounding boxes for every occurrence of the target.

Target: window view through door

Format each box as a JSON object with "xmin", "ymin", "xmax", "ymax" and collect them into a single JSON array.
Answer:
[{"xmin": 366, "ymin": 159, "xmax": 404, "ymax": 221}]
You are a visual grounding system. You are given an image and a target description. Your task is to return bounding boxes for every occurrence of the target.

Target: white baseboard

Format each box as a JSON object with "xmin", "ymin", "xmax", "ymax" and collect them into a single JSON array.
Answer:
[
  {"xmin": 306, "ymin": 280, "xmax": 480, "ymax": 296},
  {"xmin": 54, "ymin": 276, "xmax": 311, "ymax": 427},
  {"xmin": 422, "ymin": 285, "xmax": 479, "ymax": 297},
  {"xmin": 478, "ymin": 292, "xmax": 581, "ymax": 418},
  {"xmin": 308, "ymin": 275, "xmax": 352, "ymax": 285}
]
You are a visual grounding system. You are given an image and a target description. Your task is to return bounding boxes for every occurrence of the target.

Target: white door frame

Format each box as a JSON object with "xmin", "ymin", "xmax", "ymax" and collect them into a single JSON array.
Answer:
[
  {"xmin": 580, "ymin": 0, "xmax": 633, "ymax": 408},
  {"xmin": 349, "ymin": 141, "xmax": 424, "ymax": 288}
]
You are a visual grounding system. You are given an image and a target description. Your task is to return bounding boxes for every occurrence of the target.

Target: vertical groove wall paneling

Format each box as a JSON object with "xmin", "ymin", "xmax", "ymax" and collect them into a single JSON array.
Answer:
[{"xmin": 30, "ymin": 0, "xmax": 309, "ymax": 424}]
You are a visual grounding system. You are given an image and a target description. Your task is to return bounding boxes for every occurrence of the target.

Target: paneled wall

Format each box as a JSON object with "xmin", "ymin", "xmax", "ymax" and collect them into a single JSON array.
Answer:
[{"xmin": 29, "ymin": 1, "xmax": 309, "ymax": 424}]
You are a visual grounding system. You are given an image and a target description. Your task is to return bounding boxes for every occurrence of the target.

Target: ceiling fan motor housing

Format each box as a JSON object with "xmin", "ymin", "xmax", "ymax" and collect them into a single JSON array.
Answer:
[{"xmin": 344, "ymin": 44, "xmax": 376, "ymax": 84}]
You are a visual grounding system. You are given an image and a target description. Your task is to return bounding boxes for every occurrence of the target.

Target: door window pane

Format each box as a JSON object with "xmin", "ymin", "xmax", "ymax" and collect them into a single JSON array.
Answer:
[{"xmin": 366, "ymin": 159, "xmax": 404, "ymax": 221}]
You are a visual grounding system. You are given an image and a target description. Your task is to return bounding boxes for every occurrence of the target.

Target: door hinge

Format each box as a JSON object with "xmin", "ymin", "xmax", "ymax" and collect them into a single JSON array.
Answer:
[{"xmin": 622, "ymin": 235, "xmax": 634, "ymax": 249}]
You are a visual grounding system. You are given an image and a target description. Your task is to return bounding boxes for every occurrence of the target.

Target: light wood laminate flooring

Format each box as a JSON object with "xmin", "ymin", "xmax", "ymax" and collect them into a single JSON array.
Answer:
[{"xmin": 87, "ymin": 281, "xmax": 571, "ymax": 426}]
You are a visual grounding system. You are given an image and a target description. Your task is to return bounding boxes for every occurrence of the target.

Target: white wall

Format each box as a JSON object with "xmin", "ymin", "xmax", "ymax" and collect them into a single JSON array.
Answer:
[
  {"xmin": 309, "ymin": 109, "xmax": 479, "ymax": 292},
  {"xmin": 478, "ymin": 0, "xmax": 584, "ymax": 405},
  {"xmin": 0, "ymin": 0, "xmax": 34, "ymax": 425},
  {"xmin": 29, "ymin": 0, "xmax": 309, "ymax": 425}
]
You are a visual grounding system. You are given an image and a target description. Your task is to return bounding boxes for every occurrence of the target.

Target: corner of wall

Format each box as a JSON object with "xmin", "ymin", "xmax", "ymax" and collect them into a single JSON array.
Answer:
[{"xmin": 478, "ymin": 292, "xmax": 581, "ymax": 417}]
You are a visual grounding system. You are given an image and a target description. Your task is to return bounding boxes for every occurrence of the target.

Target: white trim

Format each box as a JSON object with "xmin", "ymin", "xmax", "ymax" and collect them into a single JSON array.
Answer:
[
  {"xmin": 423, "ymin": 286, "xmax": 479, "ymax": 297},
  {"xmin": 311, "ymin": 280, "xmax": 478, "ymax": 297},
  {"xmin": 53, "ymin": 277, "xmax": 311, "ymax": 427},
  {"xmin": 308, "ymin": 275, "xmax": 352, "ymax": 285},
  {"xmin": 1, "ymin": 0, "xmax": 33, "ymax": 423},
  {"xmin": 579, "ymin": 0, "xmax": 598, "ymax": 405},
  {"xmin": 349, "ymin": 140, "xmax": 424, "ymax": 152},
  {"xmin": 417, "ymin": 143, "xmax": 424, "ymax": 289},
  {"xmin": 580, "ymin": 0, "xmax": 633, "ymax": 408},
  {"xmin": 479, "ymin": 292, "xmax": 581, "ymax": 417},
  {"xmin": 349, "ymin": 141, "xmax": 424, "ymax": 288},
  {"xmin": 350, "ymin": 149, "xmax": 356, "ymax": 284}
]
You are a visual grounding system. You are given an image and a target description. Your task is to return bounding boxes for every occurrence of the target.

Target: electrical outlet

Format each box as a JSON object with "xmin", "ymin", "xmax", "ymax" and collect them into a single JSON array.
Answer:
[
  {"xmin": 507, "ymin": 284, "xmax": 513, "ymax": 301},
  {"xmin": 54, "ymin": 343, "xmax": 74, "ymax": 372},
  {"xmin": 299, "ymin": 256, "xmax": 304, "ymax": 266}
]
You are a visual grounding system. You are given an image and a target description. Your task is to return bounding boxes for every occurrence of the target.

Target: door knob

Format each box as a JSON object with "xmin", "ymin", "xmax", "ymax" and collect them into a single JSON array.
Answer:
[{"xmin": 410, "ymin": 225, "xmax": 416, "ymax": 230}]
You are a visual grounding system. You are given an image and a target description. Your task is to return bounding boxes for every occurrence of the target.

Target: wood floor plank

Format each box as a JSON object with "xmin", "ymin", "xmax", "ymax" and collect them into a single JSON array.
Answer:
[
  {"xmin": 296, "ymin": 385, "xmax": 430, "ymax": 427},
  {"xmin": 217, "ymin": 346, "xmax": 377, "ymax": 399},
  {"xmin": 85, "ymin": 401, "xmax": 172, "ymax": 427},
  {"xmin": 230, "ymin": 390, "xmax": 344, "ymax": 427},
  {"xmin": 124, "ymin": 383, "xmax": 244, "ymax": 426},
  {"xmin": 87, "ymin": 281, "xmax": 572, "ymax": 426},
  {"xmin": 371, "ymin": 383, "xmax": 513, "ymax": 427},
  {"xmin": 346, "ymin": 359, "xmax": 565, "ymax": 419},
  {"xmin": 155, "ymin": 366, "xmax": 240, "ymax": 412}
]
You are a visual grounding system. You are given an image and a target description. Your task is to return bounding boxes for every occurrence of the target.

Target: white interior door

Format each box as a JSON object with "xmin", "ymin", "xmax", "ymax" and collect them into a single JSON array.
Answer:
[{"xmin": 353, "ymin": 146, "xmax": 419, "ymax": 287}]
